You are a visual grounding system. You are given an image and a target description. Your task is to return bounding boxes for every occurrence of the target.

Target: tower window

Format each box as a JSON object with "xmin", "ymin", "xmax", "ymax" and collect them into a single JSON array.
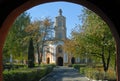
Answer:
[
  {"xmin": 58, "ymin": 21, "xmax": 62, "ymax": 27},
  {"xmin": 58, "ymin": 32, "xmax": 62, "ymax": 39}
]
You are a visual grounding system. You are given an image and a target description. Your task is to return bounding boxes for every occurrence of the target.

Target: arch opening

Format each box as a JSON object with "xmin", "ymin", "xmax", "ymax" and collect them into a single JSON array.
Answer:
[
  {"xmin": 71, "ymin": 57, "xmax": 75, "ymax": 64},
  {"xmin": 57, "ymin": 57, "xmax": 63, "ymax": 66},
  {"xmin": 47, "ymin": 57, "xmax": 50, "ymax": 64}
]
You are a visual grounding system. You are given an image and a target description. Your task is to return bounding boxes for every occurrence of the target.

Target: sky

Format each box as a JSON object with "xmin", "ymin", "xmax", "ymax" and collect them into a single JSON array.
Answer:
[{"xmin": 26, "ymin": 1, "xmax": 85, "ymax": 38}]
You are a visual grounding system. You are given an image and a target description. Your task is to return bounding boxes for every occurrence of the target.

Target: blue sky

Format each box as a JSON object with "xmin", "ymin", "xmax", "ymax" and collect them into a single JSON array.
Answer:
[{"xmin": 26, "ymin": 1, "xmax": 84, "ymax": 38}]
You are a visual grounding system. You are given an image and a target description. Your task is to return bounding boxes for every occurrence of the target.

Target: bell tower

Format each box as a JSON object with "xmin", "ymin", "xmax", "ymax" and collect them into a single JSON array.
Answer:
[{"xmin": 54, "ymin": 9, "xmax": 66, "ymax": 40}]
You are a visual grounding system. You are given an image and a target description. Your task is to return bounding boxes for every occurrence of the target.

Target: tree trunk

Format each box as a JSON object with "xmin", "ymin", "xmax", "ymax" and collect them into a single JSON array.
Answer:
[
  {"xmin": 106, "ymin": 48, "xmax": 111, "ymax": 71},
  {"xmin": 37, "ymin": 43, "xmax": 40, "ymax": 65},
  {"xmin": 101, "ymin": 47, "xmax": 107, "ymax": 72}
]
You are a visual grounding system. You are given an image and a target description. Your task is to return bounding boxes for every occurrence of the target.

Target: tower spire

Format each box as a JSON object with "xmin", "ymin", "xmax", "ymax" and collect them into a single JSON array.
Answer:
[{"xmin": 59, "ymin": 9, "xmax": 62, "ymax": 16}]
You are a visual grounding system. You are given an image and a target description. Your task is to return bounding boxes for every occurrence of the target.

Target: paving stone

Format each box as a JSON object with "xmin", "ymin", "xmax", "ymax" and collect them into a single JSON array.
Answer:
[{"xmin": 41, "ymin": 66, "xmax": 89, "ymax": 81}]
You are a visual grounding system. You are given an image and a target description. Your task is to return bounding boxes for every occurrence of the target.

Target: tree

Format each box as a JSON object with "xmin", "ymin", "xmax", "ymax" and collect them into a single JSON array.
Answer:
[
  {"xmin": 25, "ymin": 17, "xmax": 54, "ymax": 65},
  {"xmin": 81, "ymin": 8, "xmax": 116, "ymax": 73},
  {"xmin": 69, "ymin": 8, "xmax": 116, "ymax": 75},
  {"xmin": 28, "ymin": 38, "xmax": 34, "ymax": 68},
  {"xmin": 3, "ymin": 12, "xmax": 31, "ymax": 63},
  {"xmin": 63, "ymin": 25, "xmax": 89, "ymax": 59}
]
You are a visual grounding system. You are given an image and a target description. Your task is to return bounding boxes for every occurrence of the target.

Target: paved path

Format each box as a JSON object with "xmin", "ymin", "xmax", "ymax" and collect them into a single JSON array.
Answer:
[{"xmin": 40, "ymin": 66, "xmax": 89, "ymax": 81}]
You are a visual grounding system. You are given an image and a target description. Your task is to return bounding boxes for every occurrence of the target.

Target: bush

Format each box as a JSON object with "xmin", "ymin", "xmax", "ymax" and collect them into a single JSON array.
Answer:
[
  {"xmin": 3, "ymin": 64, "xmax": 26, "ymax": 70},
  {"xmin": 3, "ymin": 65, "xmax": 54, "ymax": 81},
  {"xmin": 79, "ymin": 67, "xmax": 116, "ymax": 80},
  {"xmin": 72, "ymin": 64, "xmax": 81, "ymax": 71},
  {"xmin": 80, "ymin": 68, "xmax": 85, "ymax": 75},
  {"xmin": 68, "ymin": 64, "xmax": 72, "ymax": 67}
]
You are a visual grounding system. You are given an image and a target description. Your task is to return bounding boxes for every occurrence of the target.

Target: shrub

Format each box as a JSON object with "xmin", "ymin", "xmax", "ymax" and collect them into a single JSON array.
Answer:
[
  {"xmin": 79, "ymin": 67, "xmax": 116, "ymax": 80},
  {"xmin": 3, "ymin": 65, "xmax": 54, "ymax": 81},
  {"xmin": 72, "ymin": 64, "xmax": 81, "ymax": 71},
  {"xmin": 68, "ymin": 64, "xmax": 72, "ymax": 67},
  {"xmin": 3, "ymin": 63, "xmax": 27, "ymax": 70},
  {"xmin": 79, "ymin": 68, "xmax": 85, "ymax": 75}
]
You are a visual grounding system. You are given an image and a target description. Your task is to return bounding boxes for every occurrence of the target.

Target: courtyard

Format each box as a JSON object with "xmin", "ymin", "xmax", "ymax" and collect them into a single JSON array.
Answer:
[{"xmin": 40, "ymin": 66, "xmax": 89, "ymax": 81}]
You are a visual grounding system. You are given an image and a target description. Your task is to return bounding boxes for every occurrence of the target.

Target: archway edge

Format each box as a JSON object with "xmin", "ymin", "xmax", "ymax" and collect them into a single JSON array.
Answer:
[
  {"xmin": 0, "ymin": 0, "xmax": 119, "ymax": 81},
  {"xmin": 0, "ymin": 0, "xmax": 119, "ymax": 47},
  {"xmin": 1, "ymin": 0, "xmax": 119, "ymax": 44}
]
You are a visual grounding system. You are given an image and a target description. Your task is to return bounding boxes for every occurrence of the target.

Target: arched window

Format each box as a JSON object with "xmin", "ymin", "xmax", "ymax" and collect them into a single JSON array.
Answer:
[{"xmin": 58, "ymin": 46, "xmax": 62, "ymax": 53}]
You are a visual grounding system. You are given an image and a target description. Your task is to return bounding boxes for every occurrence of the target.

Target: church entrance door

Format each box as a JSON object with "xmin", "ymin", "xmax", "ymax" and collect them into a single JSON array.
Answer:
[
  {"xmin": 57, "ymin": 57, "xmax": 63, "ymax": 66},
  {"xmin": 71, "ymin": 57, "xmax": 75, "ymax": 64},
  {"xmin": 47, "ymin": 58, "xmax": 50, "ymax": 64}
]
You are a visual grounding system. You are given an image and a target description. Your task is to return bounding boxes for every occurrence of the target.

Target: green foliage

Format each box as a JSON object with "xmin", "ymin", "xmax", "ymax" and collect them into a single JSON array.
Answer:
[
  {"xmin": 80, "ymin": 67, "xmax": 116, "ymax": 80},
  {"xmin": 3, "ymin": 63, "xmax": 27, "ymax": 70},
  {"xmin": 25, "ymin": 17, "xmax": 54, "ymax": 65},
  {"xmin": 40, "ymin": 64, "xmax": 56, "ymax": 68},
  {"xmin": 3, "ymin": 12, "xmax": 31, "ymax": 63},
  {"xmin": 3, "ymin": 65, "xmax": 54, "ymax": 81},
  {"xmin": 3, "ymin": 69, "xmax": 39, "ymax": 81},
  {"xmin": 70, "ymin": 8, "xmax": 116, "ymax": 72},
  {"xmin": 28, "ymin": 38, "xmax": 34, "ymax": 68},
  {"xmin": 72, "ymin": 64, "xmax": 81, "ymax": 71}
]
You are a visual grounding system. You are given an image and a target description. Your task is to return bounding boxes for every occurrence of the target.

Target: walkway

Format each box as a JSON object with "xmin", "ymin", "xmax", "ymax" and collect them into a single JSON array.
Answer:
[{"xmin": 40, "ymin": 66, "xmax": 89, "ymax": 81}]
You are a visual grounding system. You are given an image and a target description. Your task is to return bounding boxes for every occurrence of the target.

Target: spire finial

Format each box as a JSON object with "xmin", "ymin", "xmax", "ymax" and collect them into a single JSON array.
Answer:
[{"xmin": 59, "ymin": 9, "xmax": 62, "ymax": 16}]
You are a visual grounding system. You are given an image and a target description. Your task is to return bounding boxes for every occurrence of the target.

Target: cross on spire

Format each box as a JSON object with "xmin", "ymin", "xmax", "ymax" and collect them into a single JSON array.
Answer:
[{"xmin": 59, "ymin": 9, "xmax": 62, "ymax": 16}]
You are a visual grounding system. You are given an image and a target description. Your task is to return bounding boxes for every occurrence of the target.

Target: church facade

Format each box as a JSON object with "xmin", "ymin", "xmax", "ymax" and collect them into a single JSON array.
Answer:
[{"xmin": 37, "ymin": 9, "xmax": 81, "ymax": 66}]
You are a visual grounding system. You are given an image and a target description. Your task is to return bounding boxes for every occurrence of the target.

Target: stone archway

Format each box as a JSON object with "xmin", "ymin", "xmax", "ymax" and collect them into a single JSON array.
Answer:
[
  {"xmin": 0, "ymin": 0, "xmax": 120, "ymax": 81},
  {"xmin": 57, "ymin": 57, "xmax": 63, "ymax": 66}
]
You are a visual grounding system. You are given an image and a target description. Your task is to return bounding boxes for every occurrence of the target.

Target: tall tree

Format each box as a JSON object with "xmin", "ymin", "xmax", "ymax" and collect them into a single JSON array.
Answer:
[
  {"xmin": 28, "ymin": 38, "xmax": 34, "ymax": 68},
  {"xmin": 25, "ymin": 17, "xmax": 54, "ymax": 65},
  {"xmin": 80, "ymin": 8, "xmax": 116, "ymax": 73},
  {"xmin": 3, "ymin": 12, "xmax": 31, "ymax": 63},
  {"xmin": 66, "ymin": 8, "xmax": 116, "ymax": 74}
]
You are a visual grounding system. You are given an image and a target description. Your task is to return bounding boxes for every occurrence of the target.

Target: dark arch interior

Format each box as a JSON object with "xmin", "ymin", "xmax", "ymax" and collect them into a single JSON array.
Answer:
[
  {"xmin": 47, "ymin": 57, "xmax": 50, "ymax": 64},
  {"xmin": 57, "ymin": 57, "xmax": 63, "ymax": 66},
  {"xmin": 71, "ymin": 57, "xmax": 75, "ymax": 64}
]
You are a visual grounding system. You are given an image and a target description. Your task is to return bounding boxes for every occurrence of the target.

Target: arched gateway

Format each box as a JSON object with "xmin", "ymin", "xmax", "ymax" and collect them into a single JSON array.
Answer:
[
  {"xmin": 71, "ymin": 57, "xmax": 75, "ymax": 64},
  {"xmin": 47, "ymin": 58, "xmax": 50, "ymax": 64},
  {"xmin": 57, "ymin": 57, "xmax": 63, "ymax": 66}
]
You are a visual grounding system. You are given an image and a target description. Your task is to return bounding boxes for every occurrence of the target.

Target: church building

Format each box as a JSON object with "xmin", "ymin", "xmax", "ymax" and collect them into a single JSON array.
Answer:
[{"xmin": 37, "ymin": 9, "xmax": 81, "ymax": 66}]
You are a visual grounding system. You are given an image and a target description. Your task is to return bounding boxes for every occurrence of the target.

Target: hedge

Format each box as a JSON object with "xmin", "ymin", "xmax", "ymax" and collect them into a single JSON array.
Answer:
[
  {"xmin": 3, "ymin": 65, "xmax": 54, "ymax": 81},
  {"xmin": 79, "ymin": 67, "xmax": 116, "ymax": 81},
  {"xmin": 72, "ymin": 64, "xmax": 86, "ymax": 71}
]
